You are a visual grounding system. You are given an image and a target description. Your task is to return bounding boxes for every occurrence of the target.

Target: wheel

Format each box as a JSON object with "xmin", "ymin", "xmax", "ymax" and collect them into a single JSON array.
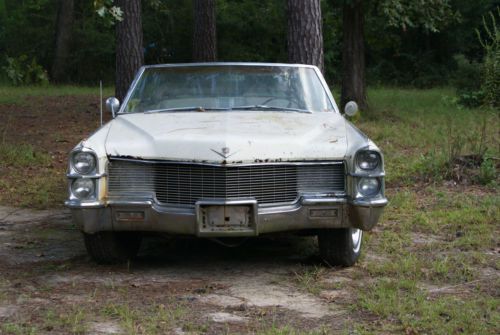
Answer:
[
  {"xmin": 83, "ymin": 232, "xmax": 142, "ymax": 264},
  {"xmin": 317, "ymin": 228, "xmax": 363, "ymax": 267}
]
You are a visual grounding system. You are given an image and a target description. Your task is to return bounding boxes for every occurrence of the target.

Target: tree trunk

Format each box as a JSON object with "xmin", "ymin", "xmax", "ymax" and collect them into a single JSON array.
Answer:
[
  {"xmin": 286, "ymin": 0, "xmax": 324, "ymax": 73},
  {"xmin": 115, "ymin": 0, "xmax": 144, "ymax": 102},
  {"xmin": 341, "ymin": 0, "xmax": 367, "ymax": 110},
  {"xmin": 51, "ymin": 0, "xmax": 74, "ymax": 83},
  {"xmin": 192, "ymin": 0, "xmax": 217, "ymax": 62}
]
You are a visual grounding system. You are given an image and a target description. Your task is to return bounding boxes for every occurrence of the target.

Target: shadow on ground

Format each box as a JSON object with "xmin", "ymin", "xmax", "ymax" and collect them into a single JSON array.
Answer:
[{"xmin": 0, "ymin": 206, "xmax": 354, "ymax": 334}]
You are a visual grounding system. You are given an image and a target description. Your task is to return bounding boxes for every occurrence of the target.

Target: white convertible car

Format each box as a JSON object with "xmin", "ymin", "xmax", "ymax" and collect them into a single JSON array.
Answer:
[{"xmin": 65, "ymin": 63, "xmax": 387, "ymax": 266}]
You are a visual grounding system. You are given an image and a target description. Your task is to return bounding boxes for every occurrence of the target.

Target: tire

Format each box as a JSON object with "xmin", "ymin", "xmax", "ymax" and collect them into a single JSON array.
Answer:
[
  {"xmin": 83, "ymin": 232, "xmax": 142, "ymax": 264},
  {"xmin": 317, "ymin": 228, "xmax": 363, "ymax": 267}
]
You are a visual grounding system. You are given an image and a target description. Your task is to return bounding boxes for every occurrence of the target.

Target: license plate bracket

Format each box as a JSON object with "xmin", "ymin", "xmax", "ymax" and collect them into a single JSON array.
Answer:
[{"xmin": 196, "ymin": 200, "xmax": 258, "ymax": 236}]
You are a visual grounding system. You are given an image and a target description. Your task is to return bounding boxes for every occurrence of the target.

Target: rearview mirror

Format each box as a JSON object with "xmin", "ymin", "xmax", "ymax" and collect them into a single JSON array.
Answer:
[
  {"xmin": 106, "ymin": 97, "xmax": 120, "ymax": 118},
  {"xmin": 344, "ymin": 101, "xmax": 359, "ymax": 117}
]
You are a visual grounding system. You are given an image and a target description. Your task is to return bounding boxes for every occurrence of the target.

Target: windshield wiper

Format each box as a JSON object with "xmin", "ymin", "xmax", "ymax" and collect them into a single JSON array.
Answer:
[
  {"xmin": 230, "ymin": 105, "xmax": 312, "ymax": 114},
  {"xmin": 145, "ymin": 106, "xmax": 229, "ymax": 113}
]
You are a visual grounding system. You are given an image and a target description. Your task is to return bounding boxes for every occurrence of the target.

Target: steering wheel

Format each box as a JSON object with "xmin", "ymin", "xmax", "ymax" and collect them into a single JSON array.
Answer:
[{"xmin": 260, "ymin": 96, "xmax": 300, "ymax": 108}]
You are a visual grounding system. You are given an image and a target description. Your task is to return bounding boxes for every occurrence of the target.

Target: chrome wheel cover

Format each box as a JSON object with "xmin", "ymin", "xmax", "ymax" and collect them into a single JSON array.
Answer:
[{"xmin": 351, "ymin": 229, "xmax": 362, "ymax": 253}]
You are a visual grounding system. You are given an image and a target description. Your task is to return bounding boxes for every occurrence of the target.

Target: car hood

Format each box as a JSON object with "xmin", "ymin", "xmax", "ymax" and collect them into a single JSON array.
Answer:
[{"xmin": 104, "ymin": 111, "xmax": 348, "ymax": 163}]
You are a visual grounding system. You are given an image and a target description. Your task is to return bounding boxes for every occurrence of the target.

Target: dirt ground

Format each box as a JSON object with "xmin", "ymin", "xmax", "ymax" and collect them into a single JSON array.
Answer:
[
  {"xmin": 0, "ymin": 205, "xmax": 363, "ymax": 334},
  {"xmin": 0, "ymin": 93, "xmax": 498, "ymax": 334}
]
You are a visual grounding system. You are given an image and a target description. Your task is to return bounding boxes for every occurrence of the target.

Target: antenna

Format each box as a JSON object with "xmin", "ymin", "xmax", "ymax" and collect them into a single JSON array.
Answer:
[{"xmin": 99, "ymin": 80, "xmax": 103, "ymax": 126}]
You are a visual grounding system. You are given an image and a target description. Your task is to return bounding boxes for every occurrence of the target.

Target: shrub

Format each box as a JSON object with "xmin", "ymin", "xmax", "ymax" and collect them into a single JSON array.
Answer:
[
  {"xmin": 477, "ymin": 8, "xmax": 499, "ymax": 108},
  {"xmin": 452, "ymin": 54, "xmax": 484, "ymax": 108},
  {"xmin": 477, "ymin": 157, "xmax": 497, "ymax": 185},
  {"xmin": 2, "ymin": 55, "xmax": 49, "ymax": 86}
]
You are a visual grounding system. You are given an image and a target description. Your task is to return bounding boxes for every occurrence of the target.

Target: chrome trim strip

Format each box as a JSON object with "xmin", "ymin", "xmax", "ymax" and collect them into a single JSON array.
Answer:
[
  {"xmin": 106, "ymin": 200, "xmax": 153, "ymax": 206},
  {"xmin": 143, "ymin": 62, "xmax": 320, "ymax": 69},
  {"xmin": 302, "ymin": 197, "xmax": 348, "ymax": 205},
  {"xmin": 108, "ymin": 156, "xmax": 345, "ymax": 167},
  {"xmin": 65, "ymin": 200, "xmax": 105, "ymax": 208},
  {"xmin": 351, "ymin": 198, "xmax": 388, "ymax": 207},
  {"xmin": 67, "ymin": 173, "xmax": 107, "ymax": 179},
  {"xmin": 117, "ymin": 66, "xmax": 146, "ymax": 114},
  {"xmin": 349, "ymin": 172, "xmax": 386, "ymax": 178}
]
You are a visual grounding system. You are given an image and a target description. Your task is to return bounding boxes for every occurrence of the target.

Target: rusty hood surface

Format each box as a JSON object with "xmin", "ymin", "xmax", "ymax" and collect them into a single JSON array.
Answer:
[{"xmin": 104, "ymin": 111, "xmax": 348, "ymax": 163}]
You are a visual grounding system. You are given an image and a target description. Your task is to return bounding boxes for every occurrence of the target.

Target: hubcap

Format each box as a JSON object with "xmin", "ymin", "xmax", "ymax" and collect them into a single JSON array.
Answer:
[{"xmin": 351, "ymin": 229, "xmax": 362, "ymax": 253}]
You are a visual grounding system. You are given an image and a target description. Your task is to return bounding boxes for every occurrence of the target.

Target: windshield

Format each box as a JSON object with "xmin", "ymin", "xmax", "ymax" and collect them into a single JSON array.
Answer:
[{"xmin": 123, "ymin": 65, "xmax": 335, "ymax": 113}]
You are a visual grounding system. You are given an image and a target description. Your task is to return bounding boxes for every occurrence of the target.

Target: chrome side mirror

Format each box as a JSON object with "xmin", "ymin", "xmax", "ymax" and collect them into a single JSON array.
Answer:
[
  {"xmin": 106, "ymin": 97, "xmax": 120, "ymax": 118},
  {"xmin": 344, "ymin": 101, "xmax": 359, "ymax": 117}
]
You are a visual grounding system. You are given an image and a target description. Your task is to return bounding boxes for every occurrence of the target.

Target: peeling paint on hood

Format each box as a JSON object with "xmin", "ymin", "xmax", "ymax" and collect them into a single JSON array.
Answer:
[{"xmin": 104, "ymin": 111, "xmax": 348, "ymax": 163}]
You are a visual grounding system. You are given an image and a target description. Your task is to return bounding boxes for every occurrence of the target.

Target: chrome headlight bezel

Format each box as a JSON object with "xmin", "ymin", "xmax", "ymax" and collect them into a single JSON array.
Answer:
[
  {"xmin": 70, "ymin": 178, "xmax": 96, "ymax": 200},
  {"xmin": 355, "ymin": 150, "xmax": 382, "ymax": 171},
  {"xmin": 357, "ymin": 177, "xmax": 381, "ymax": 197},
  {"xmin": 71, "ymin": 150, "xmax": 97, "ymax": 175}
]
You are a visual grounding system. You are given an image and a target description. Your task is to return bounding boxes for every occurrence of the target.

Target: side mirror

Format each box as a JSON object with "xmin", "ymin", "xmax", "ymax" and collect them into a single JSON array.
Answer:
[
  {"xmin": 106, "ymin": 97, "xmax": 120, "ymax": 118},
  {"xmin": 344, "ymin": 101, "xmax": 359, "ymax": 117}
]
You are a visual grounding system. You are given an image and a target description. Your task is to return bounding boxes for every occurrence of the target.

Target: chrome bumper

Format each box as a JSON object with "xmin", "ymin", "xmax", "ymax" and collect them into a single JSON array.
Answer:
[{"xmin": 66, "ymin": 196, "xmax": 387, "ymax": 236}]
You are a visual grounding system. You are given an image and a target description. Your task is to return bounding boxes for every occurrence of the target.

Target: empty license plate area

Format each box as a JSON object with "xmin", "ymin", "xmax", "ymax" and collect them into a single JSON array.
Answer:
[{"xmin": 197, "ymin": 204, "xmax": 257, "ymax": 235}]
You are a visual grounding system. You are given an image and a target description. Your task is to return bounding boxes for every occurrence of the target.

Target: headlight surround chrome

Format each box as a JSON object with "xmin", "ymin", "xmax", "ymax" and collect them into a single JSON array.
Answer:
[
  {"xmin": 72, "ymin": 151, "xmax": 97, "ymax": 174},
  {"xmin": 71, "ymin": 179, "xmax": 95, "ymax": 200},
  {"xmin": 356, "ymin": 150, "xmax": 381, "ymax": 171},
  {"xmin": 357, "ymin": 177, "xmax": 380, "ymax": 197}
]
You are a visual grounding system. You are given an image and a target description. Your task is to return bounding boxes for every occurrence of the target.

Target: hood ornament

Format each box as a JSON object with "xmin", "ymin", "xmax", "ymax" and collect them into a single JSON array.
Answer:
[{"xmin": 211, "ymin": 147, "xmax": 236, "ymax": 159}]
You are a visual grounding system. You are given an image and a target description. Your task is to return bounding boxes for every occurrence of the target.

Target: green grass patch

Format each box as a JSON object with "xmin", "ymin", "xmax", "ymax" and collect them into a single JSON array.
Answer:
[
  {"xmin": 357, "ymin": 87, "xmax": 499, "ymax": 186},
  {"xmin": 0, "ymin": 323, "xmax": 38, "ymax": 335},
  {"xmin": 357, "ymin": 279, "xmax": 499, "ymax": 335},
  {"xmin": 101, "ymin": 301, "xmax": 186, "ymax": 335},
  {"xmin": 0, "ymin": 143, "xmax": 51, "ymax": 167}
]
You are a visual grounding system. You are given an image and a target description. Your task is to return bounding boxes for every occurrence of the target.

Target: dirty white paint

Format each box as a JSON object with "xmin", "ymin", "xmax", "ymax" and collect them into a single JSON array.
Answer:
[{"xmin": 104, "ymin": 111, "xmax": 349, "ymax": 163}]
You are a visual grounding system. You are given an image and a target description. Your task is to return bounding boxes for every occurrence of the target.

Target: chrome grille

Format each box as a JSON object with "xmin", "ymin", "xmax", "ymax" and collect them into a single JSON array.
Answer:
[{"xmin": 108, "ymin": 159, "xmax": 345, "ymax": 206}]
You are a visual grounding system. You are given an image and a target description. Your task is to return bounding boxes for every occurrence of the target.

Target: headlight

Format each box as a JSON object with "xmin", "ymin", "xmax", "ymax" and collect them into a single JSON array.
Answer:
[
  {"xmin": 356, "ymin": 150, "xmax": 381, "ymax": 170},
  {"xmin": 72, "ymin": 151, "xmax": 96, "ymax": 174},
  {"xmin": 358, "ymin": 178, "xmax": 380, "ymax": 197},
  {"xmin": 71, "ymin": 179, "xmax": 95, "ymax": 200}
]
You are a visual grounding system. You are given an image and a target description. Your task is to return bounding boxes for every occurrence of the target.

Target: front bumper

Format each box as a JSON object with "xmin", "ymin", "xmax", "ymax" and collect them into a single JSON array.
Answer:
[{"xmin": 66, "ymin": 196, "xmax": 387, "ymax": 236}]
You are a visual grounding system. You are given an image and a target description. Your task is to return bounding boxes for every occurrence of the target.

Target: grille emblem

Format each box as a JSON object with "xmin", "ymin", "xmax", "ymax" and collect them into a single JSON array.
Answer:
[{"xmin": 211, "ymin": 147, "xmax": 235, "ymax": 159}]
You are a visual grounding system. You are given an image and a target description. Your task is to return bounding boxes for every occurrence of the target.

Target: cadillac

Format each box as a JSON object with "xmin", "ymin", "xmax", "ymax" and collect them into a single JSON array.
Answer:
[{"xmin": 65, "ymin": 63, "xmax": 387, "ymax": 266}]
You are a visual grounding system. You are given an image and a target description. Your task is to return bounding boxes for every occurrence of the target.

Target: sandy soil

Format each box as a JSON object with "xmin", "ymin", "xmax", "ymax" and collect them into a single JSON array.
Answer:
[{"xmin": 0, "ymin": 205, "xmax": 359, "ymax": 334}]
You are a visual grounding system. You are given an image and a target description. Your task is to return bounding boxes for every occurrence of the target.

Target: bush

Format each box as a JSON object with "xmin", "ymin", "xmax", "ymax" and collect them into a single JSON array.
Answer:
[
  {"xmin": 477, "ymin": 157, "xmax": 497, "ymax": 185},
  {"xmin": 478, "ymin": 8, "xmax": 500, "ymax": 108},
  {"xmin": 2, "ymin": 55, "xmax": 49, "ymax": 86},
  {"xmin": 452, "ymin": 54, "xmax": 484, "ymax": 108}
]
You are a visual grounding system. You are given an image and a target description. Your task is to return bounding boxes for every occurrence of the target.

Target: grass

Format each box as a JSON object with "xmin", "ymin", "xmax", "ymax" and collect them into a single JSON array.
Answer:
[
  {"xmin": 0, "ymin": 85, "xmax": 113, "ymax": 105},
  {"xmin": 0, "ymin": 142, "xmax": 64, "ymax": 208},
  {"xmin": 0, "ymin": 143, "xmax": 51, "ymax": 167},
  {"xmin": 357, "ymin": 278, "xmax": 499, "ymax": 334},
  {"xmin": 100, "ymin": 301, "xmax": 187, "ymax": 335},
  {"xmin": 359, "ymin": 87, "xmax": 499, "ymax": 185},
  {"xmin": 319, "ymin": 87, "xmax": 499, "ymax": 333}
]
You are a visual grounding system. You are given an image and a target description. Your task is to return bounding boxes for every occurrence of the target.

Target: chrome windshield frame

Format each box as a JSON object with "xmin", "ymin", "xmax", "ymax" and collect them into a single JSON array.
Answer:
[{"xmin": 116, "ymin": 63, "xmax": 341, "ymax": 115}]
